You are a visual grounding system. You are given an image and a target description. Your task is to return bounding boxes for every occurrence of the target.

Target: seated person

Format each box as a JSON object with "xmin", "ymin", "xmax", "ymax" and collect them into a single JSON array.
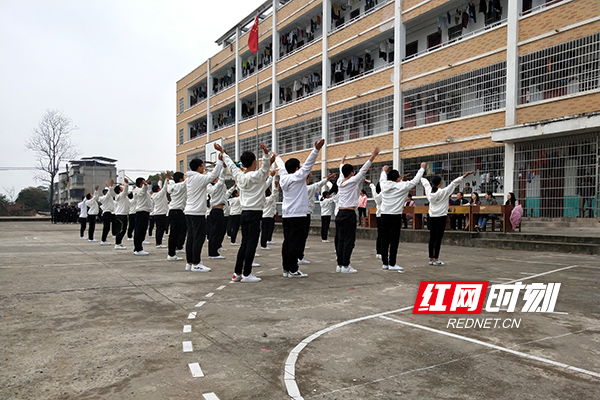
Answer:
[
  {"xmin": 401, "ymin": 194, "xmax": 415, "ymax": 228},
  {"xmin": 449, "ymin": 191, "xmax": 469, "ymax": 230},
  {"xmin": 476, "ymin": 191, "xmax": 498, "ymax": 231}
]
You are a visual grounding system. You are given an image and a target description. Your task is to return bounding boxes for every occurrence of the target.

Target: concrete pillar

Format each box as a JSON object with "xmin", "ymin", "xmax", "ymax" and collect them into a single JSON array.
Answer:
[
  {"xmin": 271, "ymin": 0, "xmax": 278, "ymax": 154},
  {"xmin": 505, "ymin": 0, "xmax": 519, "ymax": 127},
  {"xmin": 393, "ymin": 0, "xmax": 402, "ymax": 170},
  {"xmin": 321, "ymin": 0, "xmax": 330, "ymax": 178},
  {"xmin": 504, "ymin": 142, "xmax": 515, "ymax": 200}
]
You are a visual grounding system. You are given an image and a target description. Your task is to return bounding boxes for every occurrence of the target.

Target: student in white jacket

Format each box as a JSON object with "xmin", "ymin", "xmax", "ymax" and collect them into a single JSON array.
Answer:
[
  {"xmin": 260, "ymin": 177, "xmax": 279, "ymax": 250},
  {"xmin": 98, "ymin": 180, "xmax": 116, "ymax": 245},
  {"xmin": 365, "ymin": 179, "xmax": 382, "ymax": 259},
  {"xmin": 222, "ymin": 142, "xmax": 273, "ymax": 283},
  {"xmin": 275, "ymin": 139, "xmax": 324, "ymax": 278},
  {"xmin": 379, "ymin": 163, "xmax": 426, "ymax": 271},
  {"xmin": 421, "ymin": 170, "xmax": 474, "ymax": 266},
  {"xmin": 85, "ymin": 186, "xmax": 100, "ymax": 242},
  {"xmin": 319, "ymin": 191, "xmax": 335, "ymax": 242},
  {"xmin": 184, "ymin": 151, "xmax": 224, "ymax": 272},
  {"xmin": 151, "ymin": 174, "xmax": 169, "ymax": 249},
  {"xmin": 113, "ymin": 178, "xmax": 130, "ymax": 250},
  {"xmin": 77, "ymin": 197, "xmax": 88, "ymax": 239},
  {"xmin": 166, "ymin": 171, "xmax": 187, "ymax": 262},
  {"xmin": 132, "ymin": 177, "xmax": 152, "ymax": 255}
]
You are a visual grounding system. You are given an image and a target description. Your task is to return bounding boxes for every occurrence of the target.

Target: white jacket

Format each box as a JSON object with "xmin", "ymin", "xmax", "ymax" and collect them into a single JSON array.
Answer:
[
  {"xmin": 421, "ymin": 176, "xmax": 464, "ymax": 217},
  {"xmin": 228, "ymin": 196, "xmax": 242, "ymax": 215},
  {"xmin": 380, "ymin": 168, "xmax": 424, "ymax": 215},
  {"xmin": 184, "ymin": 160, "xmax": 224, "ymax": 216},
  {"xmin": 320, "ymin": 197, "xmax": 335, "ymax": 216},
  {"xmin": 133, "ymin": 183, "xmax": 152, "ymax": 213},
  {"xmin": 262, "ymin": 185, "xmax": 279, "ymax": 218},
  {"xmin": 167, "ymin": 180, "xmax": 186, "ymax": 211},
  {"xmin": 307, "ymin": 178, "xmax": 329, "ymax": 215},
  {"xmin": 368, "ymin": 183, "xmax": 382, "ymax": 217},
  {"xmin": 78, "ymin": 198, "xmax": 88, "ymax": 218},
  {"xmin": 114, "ymin": 184, "xmax": 130, "ymax": 215},
  {"xmin": 276, "ymin": 147, "xmax": 319, "ymax": 218},
  {"xmin": 223, "ymin": 153, "xmax": 270, "ymax": 211},
  {"xmin": 98, "ymin": 187, "xmax": 116, "ymax": 213},
  {"xmin": 85, "ymin": 191, "xmax": 100, "ymax": 215},
  {"xmin": 151, "ymin": 181, "xmax": 169, "ymax": 216},
  {"xmin": 336, "ymin": 160, "xmax": 372, "ymax": 208},
  {"xmin": 207, "ymin": 170, "xmax": 227, "ymax": 207}
]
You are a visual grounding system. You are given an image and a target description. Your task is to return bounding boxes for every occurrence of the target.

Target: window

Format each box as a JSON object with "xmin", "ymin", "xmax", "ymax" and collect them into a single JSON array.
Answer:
[
  {"xmin": 405, "ymin": 41, "xmax": 418, "ymax": 59},
  {"xmin": 279, "ymin": 117, "xmax": 321, "ymax": 153},
  {"xmin": 179, "ymin": 98, "xmax": 184, "ymax": 114},
  {"xmin": 179, "ymin": 129, "xmax": 184, "ymax": 145},
  {"xmin": 427, "ymin": 32, "xmax": 441, "ymax": 50},
  {"xmin": 329, "ymin": 96, "xmax": 394, "ymax": 143},
  {"xmin": 179, "ymin": 160, "xmax": 184, "ymax": 172}
]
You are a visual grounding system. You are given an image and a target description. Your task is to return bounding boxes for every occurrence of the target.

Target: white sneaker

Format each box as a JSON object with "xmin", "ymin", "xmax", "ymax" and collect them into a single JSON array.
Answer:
[
  {"xmin": 209, "ymin": 255, "xmax": 225, "ymax": 259},
  {"xmin": 191, "ymin": 264, "xmax": 211, "ymax": 272},
  {"xmin": 80, "ymin": 236, "xmax": 86, "ymax": 240},
  {"xmin": 322, "ymin": 239, "xmax": 330, "ymax": 243},
  {"xmin": 287, "ymin": 270, "xmax": 308, "ymax": 278},
  {"xmin": 176, "ymin": 249, "xmax": 185, "ymax": 253},
  {"xmin": 167, "ymin": 255, "xmax": 183, "ymax": 261},
  {"xmin": 114, "ymin": 244, "xmax": 127, "ymax": 250},
  {"xmin": 219, "ymin": 247, "xmax": 228, "ymax": 252},
  {"xmin": 232, "ymin": 273, "xmax": 242, "ymax": 282},
  {"xmin": 336, "ymin": 265, "xmax": 342, "ymax": 273},
  {"xmin": 261, "ymin": 246, "xmax": 271, "ymax": 250},
  {"xmin": 100, "ymin": 241, "xmax": 111, "ymax": 246},
  {"xmin": 142, "ymin": 240, "xmax": 150, "ymax": 245},
  {"xmin": 252, "ymin": 262, "xmax": 260, "ymax": 267},
  {"xmin": 134, "ymin": 250, "xmax": 149, "ymax": 256},
  {"xmin": 185, "ymin": 263, "xmax": 191, "ymax": 271},
  {"xmin": 428, "ymin": 260, "xmax": 434, "ymax": 265},
  {"xmin": 231, "ymin": 242, "xmax": 239, "ymax": 246},
  {"xmin": 282, "ymin": 271, "xmax": 289, "ymax": 278},
  {"xmin": 88, "ymin": 239, "xmax": 97, "ymax": 242},
  {"xmin": 433, "ymin": 260, "xmax": 445, "ymax": 266},
  {"xmin": 382, "ymin": 265, "xmax": 389, "ymax": 270},
  {"xmin": 376, "ymin": 254, "xmax": 382, "ymax": 259},
  {"xmin": 156, "ymin": 244, "xmax": 166, "ymax": 248},
  {"xmin": 148, "ymin": 235, "xmax": 155, "ymax": 238},
  {"xmin": 127, "ymin": 238, "xmax": 133, "ymax": 241},
  {"xmin": 298, "ymin": 258, "xmax": 311, "ymax": 265},
  {"xmin": 305, "ymin": 246, "xmax": 311, "ymax": 250},
  {"xmin": 341, "ymin": 266, "xmax": 357, "ymax": 274},
  {"xmin": 241, "ymin": 273, "xmax": 261, "ymax": 283},
  {"xmin": 388, "ymin": 265, "xmax": 404, "ymax": 272},
  {"xmin": 255, "ymin": 253, "xmax": 260, "ymax": 257},
  {"xmin": 267, "ymin": 241, "xmax": 275, "ymax": 245}
]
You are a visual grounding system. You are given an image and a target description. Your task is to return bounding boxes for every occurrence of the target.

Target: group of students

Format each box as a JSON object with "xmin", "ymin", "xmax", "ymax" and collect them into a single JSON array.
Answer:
[{"xmin": 76, "ymin": 139, "xmax": 481, "ymax": 283}]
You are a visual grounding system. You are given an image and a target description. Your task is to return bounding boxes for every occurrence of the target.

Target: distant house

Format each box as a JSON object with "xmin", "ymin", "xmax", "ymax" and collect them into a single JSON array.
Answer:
[{"xmin": 53, "ymin": 157, "xmax": 118, "ymax": 205}]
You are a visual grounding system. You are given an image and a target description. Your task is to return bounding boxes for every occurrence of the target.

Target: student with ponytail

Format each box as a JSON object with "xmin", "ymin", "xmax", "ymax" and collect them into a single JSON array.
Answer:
[{"xmin": 421, "ymin": 170, "xmax": 474, "ymax": 266}]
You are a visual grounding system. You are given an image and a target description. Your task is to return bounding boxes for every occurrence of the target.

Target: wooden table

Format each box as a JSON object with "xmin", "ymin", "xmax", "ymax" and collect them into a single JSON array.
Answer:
[{"xmin": 403, "ymin": 205, "xmax": 515, "ymax": 233}]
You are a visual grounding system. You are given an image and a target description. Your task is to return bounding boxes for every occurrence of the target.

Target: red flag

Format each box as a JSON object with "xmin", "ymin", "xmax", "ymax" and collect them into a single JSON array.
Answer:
[{"xmin": 248, "ymin": 15, "xmax": 259, "ymax": 54}]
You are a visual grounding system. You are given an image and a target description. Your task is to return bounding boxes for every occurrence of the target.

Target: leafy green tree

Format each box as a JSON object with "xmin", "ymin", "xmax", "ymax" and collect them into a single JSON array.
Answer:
[
  {"xmin": 16, "ymin": 186, "xmax": 50, "ymax": 212},
  {"xmin": 146, "ymin": 171, "xmax": 174, "ymax": 186}
]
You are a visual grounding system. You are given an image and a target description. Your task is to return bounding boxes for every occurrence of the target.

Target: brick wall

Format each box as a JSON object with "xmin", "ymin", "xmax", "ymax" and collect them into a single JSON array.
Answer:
[
  {"xmin": 519, "ymin": 21, "xmax": 600, "ymax": 55},
  {"xmin": 403, "ymin": 0, "xmax": 451, "ymax": 22},
  {"xmin": 276, "ymin": 95, "xmax": 322, "ymax": 122},
  {"xmin": 277, "ymin": 42, "xmax": 322, "ymax": 79},
  {"xmin": 177, "ymin": 63, "xmax": 207, "ymax": 92},
  {"xmin": 328, "ymin": 68, "xmax": 394, "ymax": 104},
  {"xmin": 516, "ymin": 92, "xmax": 600, "ymax": 125},
  {"xmin": 401, "ymin": 137, "xmax": 502, "ymax": 159},
  {"xmin": 277, "ymin": 0, "xmax": 321, "ymax": 30},
  {"xmin": 210, "ymin": 88, "xmax": 235, "ymax": 112}
]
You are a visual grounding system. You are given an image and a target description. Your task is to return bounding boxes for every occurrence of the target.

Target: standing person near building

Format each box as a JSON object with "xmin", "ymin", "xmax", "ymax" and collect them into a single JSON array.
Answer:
[
  {"xmin": 358, "ymin": 189, "xmax": 368, "ymax": 225},
  {"xmin": 127, "ymin": 192, "xmax": 137, "ymax": 241},
  {"xmin": 379, "ymin": 163, "xmax": 426, "ymax": 271},
  {"xmin": 222, "ymin": 143, "xmax": 273, "ymax": 283},
  {"xmin": 320, "ymin": 191, "xmax": 335, "ymax": 242},
  {"xmin": 113, "ymin": 178, "xmax": 130, "ymax": 250},
  {"xmin": 166, "ymin": 171, "xmax": 187, "ymax": 262},
  {"xmin": 421, "ymin": 170, "xmax": 474, "ymax": 265},
  {"xmin": 207, "ymin": 169, "xmax": 229, "ymax": 259},
  {"xmin": 227, "ymin": 187, "xmax": 241, "ymax": 245},
  {"xmin": 335, "ymin": 147, "xmax": 380, "ymax": 274},
  {"xmin": 184, "ymin": 151, "xmax": 224, "ymax": 272},
  {"xmin": 151, "ymin": 174, "xmax": 169, "ymax": 249},
  {"xmin": 77, "ymin": 197, "xmax": 88, "ymax": 239},
  {"xmin": 260, "ymin": 177, "xmax": 279, "ymax": 251},
  {"xmin": 298, "ymin": 172, "xmax": 333, "ymax": 265},
  {"xmin": 85, "ymin": 186, "xmax": 100, "ymax": 242},
  {"xmin": 98, "ymin": 181, "xmax": 116, "ymax": 246},
  {"xmin": 275, "ymin": 139, "xmax": 324, "ymax": 278},
  {"xmin": 365, "ymin": 179, "xmax": 382, "ymax": 259},
  {"xmin": 132, "ymin": 177, "xmax": 152, "ymax": 256}
]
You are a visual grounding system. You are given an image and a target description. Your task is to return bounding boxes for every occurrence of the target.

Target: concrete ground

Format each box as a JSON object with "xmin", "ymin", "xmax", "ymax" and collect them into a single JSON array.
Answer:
[{"xmin": 1, "ymin": 221, "xmax": 599, "ymax": 400}]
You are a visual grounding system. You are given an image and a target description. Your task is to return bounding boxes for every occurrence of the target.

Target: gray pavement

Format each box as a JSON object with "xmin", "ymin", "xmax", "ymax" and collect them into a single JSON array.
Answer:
[{"xmin": 1, "ymin": 221, "xmax": 599, "ymax": 399}]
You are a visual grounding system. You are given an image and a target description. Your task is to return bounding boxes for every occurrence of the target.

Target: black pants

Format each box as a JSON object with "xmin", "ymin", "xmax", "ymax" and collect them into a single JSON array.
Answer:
[
  {"xmin": 235, "ymin": 210, "xmax": 262, "ymax": 276},
  {"xmin": 101, "ymin": 211, "xmax": 114, "ymax": 242},
  {"xmin": 335, "ymin": 209, "xmax": 357, "ymax": 267},
  {"xmin": 205, "ymin": 214, "xmax": 211, "ymax": 241},
  {"xmin": 208, "ymin": 208, "xmax": 226, "ymax": 256},
  {"xmin": 87, "ymin": 214, "xmax": 97, "ymax": 240},
  {"xmin": 154, "ymin": 214, "xmax": 167, "ymax": 245},
  {"xmin": 358, "ymin": 207, "xmax": 367, "ymax": 222},
  {"xmin": 79, "ymin": 217, "xmax": 87, "ymax": 237},
  {"xmin": 115, "ymin": 214, "xmax": 128, "ymax": 245},
  {"xmin": 376, "ymin": 216, "xmax": 382, "ymax": 255},
  {"xmin": 380, "ymin": 214, "xmax": 402, "ymax": 266},
  {"xmin": 298, "ymin": 214, "xmax": 311, "ymax": 259},
  {"xmin": 148, "ymin": 215, "xmax": 155, "ymax": 236},
  {"xmin": 282, "ymin": 217, "xmax": 306, "ymax": 273},
  {"xmin": 127, "ymin": 214, "xmax": 136, "ymax": 238},
  {"xmin": 185, "ymin": 215, "xmax": 206, "ymax": 265},
  {"xmin": 450, "ymin": 215, "xmax": 465, "ymax": 230},
  {"xmin": 168, "ymin": 209, "xmax": 186, "ymax": 257},
  {"xmin": 228, "ymin": 214, "xmax": 241, "ymax": 243},
  {"xmin": 134, "ymin": 211, "xmax": 149, "ymax": 252},
  {"xmin": 321, "ymin": 215, "xmax": 331, "ymax": 240},
  {"xmin": 260, "ymin": 217, "xmax": 275, "ymax": 248},
  {"xmin": 428, "ymin": 216, "xmax": 447, "ymax": 259}
]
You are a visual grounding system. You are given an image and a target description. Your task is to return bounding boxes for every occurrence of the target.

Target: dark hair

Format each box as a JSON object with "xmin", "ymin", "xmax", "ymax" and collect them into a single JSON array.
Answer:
[
  {"xmin": 102, "ymin": 188, "xmax": 108, "ymax": 194},
  {"xmin": 114, "ymin": 185, "xmax": 122, "ymax": 195},
  {"xmin": 85, "ymin": 193, "xmax": 92, "ymax": 200},
  {"xmin": 341, "ymin": 163, "xmax": 354, "ymax": 178},
  {"xmin": 457, "ymin": 191, "xmax": 463, "ymax": 196},
  {"xmin": 506, "ymin": 192, "xmax": 517, "ymax": 206},
  {"xmin": 173, "ymin": 172, "xmax": 184, "ymax": 183},
  {"xmin": 152, "ymin": 185, "xmax": 160, "ymax": 193},
  {"xmin": 128, "ymin": 192, "xmax": 133, "ymax": 199},
  {"xmin": 407, "ymin": 193, "xmax": 412, "ymax": 199},
  {"xmin": 230, "ymin": 190, "xmax": 238, "ymax": 198},
  {"xmin": 387, "ymin": 169, "xmax": 400, "ymax": 182},
  {"xmin": 189, "ymin": 158, "xmax": 204, "ymax": 171},
  {"xmin": 360, "ymin": 189, "xmax": 367, "ymax": 195},
  {"xmin": 486, "ymin": 191, "xmax": 493, "ymax": 197},
  {"xmin": 430, "ymin": 176, "xmax": 442, "ymax": 193},
  {"xmin": 240, "ymin": 151, "xmax": 256, "ymax": 168},
  {"xmin": 375, "ymin": 182, "xmax": 381, "ymax": 194},
  {"xmin": 321, "ymin": 190, "xmax": 329, "ymax": 200},
  {"xmin": 285, "ymin": 158, "xmax": 300, "ymax": 174},
  {"xmin": 135, "ymin": 177, "xmax": 144, "ymax": 187},
  {"xmin": 470, "ymin": 192, "xmax": 480, "ymax": 205},
  {"xmin": 329, "ymin": 182, "xmax": 338, "ymax": 195},
  {"xmin": 265, "ymin": 188, "xmax": 271, "ymax": 197}
]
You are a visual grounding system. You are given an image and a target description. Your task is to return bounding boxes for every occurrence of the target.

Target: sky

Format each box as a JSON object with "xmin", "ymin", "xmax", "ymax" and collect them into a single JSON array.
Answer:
[{"xmin": 0, "ymin": 0, "xmax": 261, "ymax": 200}]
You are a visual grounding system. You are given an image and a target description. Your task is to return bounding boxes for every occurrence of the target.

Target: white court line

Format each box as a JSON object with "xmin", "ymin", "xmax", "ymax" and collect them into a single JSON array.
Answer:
[
  {"xmin": 379, "ymin": 315, "xmax": 600, "ymax": 379},
  {"xmin": 216, "ymin": 285, "xmax": 226, "ymax": 291},
  {"xmin": 195, "ymin": 301, "xmax": 206, "ymax": 308},
  {"xmin": 182, "ymin": 341, "xmax": 193, "ymax": 352},
  {"xmin": 498, "ymin": 265, "xmax": 579, "ymax": 286},
  {"xmin": 520, "ymin": 272, "xmax": 537, "ymax": 275},
  {"xmin": 188, "ymin": 312, "xmax": 197, "ymax": 319},
  {"xmin": 495, "ymin": 278, "xmax": 514, "ymax": 281},
  {"xmin": 269, "ymin": 267, "xmax": 278, "ymax": 271},
  {"xmin": 188, "ymin": 362, "xmax": 204, "ymax": 377},
  {"xmin": 256, "ymin": 271, "xmax": 264, "ymax": 274},
  {"xmin": 205, "ymin": 292, "xmax": 214, "ymax": 298},
  {"xmin": 183, "ymin": 325, "xmax": 192, "ymax": 333},
  {"xmin": 494, "ymin": 257, "xmax": 570, "ymax": 266},
  {"xmin": 202, "ymin": 393, "xmax": 220, "ymax": 400}
]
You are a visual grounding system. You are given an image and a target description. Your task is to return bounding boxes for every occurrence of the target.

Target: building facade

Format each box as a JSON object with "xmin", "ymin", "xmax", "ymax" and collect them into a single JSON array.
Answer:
[
  {"xmin": 53, "ymin": 157, "xmax": 118, "ymax": 205},
  {"xmin": 176, "ymin": 0, "xmax": 600, "ymax": 219}
]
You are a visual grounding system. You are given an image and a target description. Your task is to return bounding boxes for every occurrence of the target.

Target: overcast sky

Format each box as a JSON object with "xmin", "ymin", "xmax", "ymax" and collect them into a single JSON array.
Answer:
[{"xmin": 0, "ymin": 0, "xmax": 261, "ymax": 199}]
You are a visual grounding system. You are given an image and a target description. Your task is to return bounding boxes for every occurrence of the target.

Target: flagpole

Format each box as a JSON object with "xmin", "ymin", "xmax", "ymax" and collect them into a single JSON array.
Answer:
[{"xmin": 255, "ymin": 49, "xmax": 259, "ymax": 153}]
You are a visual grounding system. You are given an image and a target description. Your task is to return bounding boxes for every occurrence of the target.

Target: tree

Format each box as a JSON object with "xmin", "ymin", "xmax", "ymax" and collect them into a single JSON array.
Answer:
[
  {"xmin": 0, "ymin": 193, "xmax": 9, "ymax": 205},
  {"xmin": 16, "ymin": 186, "xmax": 50, "ymax": 212},
  {"xmin": 26, "ymin": 110, "xmax": 80, "ymax": 206}
]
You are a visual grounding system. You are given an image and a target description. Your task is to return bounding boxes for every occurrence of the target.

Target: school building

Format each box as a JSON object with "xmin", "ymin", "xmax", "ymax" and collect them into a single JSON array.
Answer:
[{"xmin": 176, "ymin": 0, "xmax": 600, "ymax": 219}]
